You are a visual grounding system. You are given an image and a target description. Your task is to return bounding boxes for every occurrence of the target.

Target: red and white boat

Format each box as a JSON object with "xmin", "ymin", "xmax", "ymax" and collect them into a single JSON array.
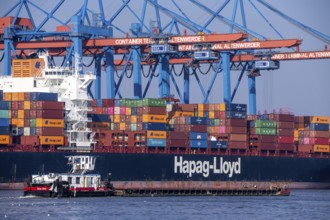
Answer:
[{"xmin": 23, "ymin": 155, "xmax": 114, "ymax": 197}]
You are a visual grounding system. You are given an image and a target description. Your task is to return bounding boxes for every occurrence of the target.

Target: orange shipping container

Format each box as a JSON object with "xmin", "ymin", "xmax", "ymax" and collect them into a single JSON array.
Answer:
[
  {"xmin": 310, "ymin": 116, "xmax": 329, "ymax": 124},
  {"xmin": 24, "ymin": 101, "xmax": 31, "ymax": 110},
  {"xmin": 119, "ymin": 123, "xmax": 126, "ymax": 130},
  {"xmin": 11, "ymin": 118, "xmax": 18, "ymax": 126},
  {"xmin": 209, "ymin": 111, "xmax": 215, "ymax": 119},
  {"xmin": 146, "ymin": 130, "xmax": 167, "ymax": 139},
  {"xmin": 39, "ymin": 136, "xmax": 64, "ymax": 145},
  {"xmin": 142, "ymin": 114, "xmax": 167, "ymax": 123},
  {"xmin": 11, "ymin": 92, "xmax": 19, "ymax": 101},
  {"xmin": 131, "ymin": 115, "xmax": 137, "ymax": 123},
  {"xmin": 114, "ymin": 115, "xmax": 120, "ymax": 123},
  {"xmin": 313, "ymin": 145, "xmax": 329, "ymax": 153},
  {"xmin": 18, "ymin": 92, "xmax": 24, "ymax": 101},
  {"xmin": 18, "ymin": 110, "xmax": 24, "ymax": 119},
  {"xmin": 36, "ymin": 118, "xmax": 64, "ymax": 128},
  {"xmin": 0, "ymin": 135, "xmax": 11, "ymax": 144},
  {"xmin": 3, "ymin": 93, "xmax": 12, "ymax": 101}
]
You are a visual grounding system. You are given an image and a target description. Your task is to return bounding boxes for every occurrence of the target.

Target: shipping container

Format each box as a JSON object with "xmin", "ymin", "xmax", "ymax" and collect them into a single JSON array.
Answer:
[
  {"xmin": 0, "ymin": 118, "xmax": 9, "ymax": 127},
  {"xmin": 185, "ymin": 117, "xmax": 207, "ymax": 125},
  {"xmin": 142, "ymin": 114, "xmax": 167, "ymax": 123},
  {"xmin": 0, "ymin": 110, "xmax": 9, "ymax": 118},
  {"xmin": 142, "ymin": 98, "xmax": 166, "ymax": 107},
  {"xmin": 308, "ymin": 123, "xmax": 329, "ymax": 131},
  {"xmin": 142, "ymin": 106, "xmax": 167, "ymax": 115},
  {"xmin": 225, "ymin": 111, "xmax": 247, "ymax": 119},
  {"xmin": 39, "ymin": 136, "xmax": 64, "ymax": 145},
  {"xmin": 210, "ymin": 140, "xmax": 227, "ymax": 149},
  {"xmin": 147, "ymin": 138, "xmax": 166, "ymax": 147},
  {"xmin": 0, "ymin": 135, "xmax": 11, "ymax": 144},
  {"xmin": 0, "ymin": 126, "xmax": 10, "ymax": 135},
  {"xmin": 36, "ymin": 127, "xmax": 64, "ymax": 136},
  {"xmin": 36, "ymin": 118, "xmax": 64, "ymax": 128},
  {"xmin": 146, "ymin": 130, "xmax": 167, "ymax": 139},
  {"xmin": 251, "ymin": 128, "xmax": 277, "ymax": 135},
  {"xmin": 36, "ymin": 110, "xmax": 64, "ymax": 119},
  {"xmin": 225, "ymin": 103, "xmax": 247, "ymax": 112},
  {"xmin": 30, "ymin": 92, "xmax": 58, "ymax": 101},
  {"xmin": 0, "ymin": 101, "xmax": 10, "ymax": 110},
  {"xmin": 313, "ymin": 145, "xmax": 330, "ymax": 153},
  {"xmin": 142, "ymin": 122, "xmax": 167, "ymax": 131},
  {"xmin": 88, "ymin": 114, "xmax": 110, "ymax": 122},
  {"xmin": 250, "ymin": 120, "xmax": 276, "ymax": 128},
  {"xmin": 190, "ymin": 140, "xmax": 208, "ymax": 148},
  {"xmin": 309, "ymin": 116, "xmax": 329, "ymax": 124},
  {"xmin": 228, "ymin": 141, "xmax": 247, "ymax": 149},
  {"xmin": 189, "ymin": 132, "xmax": 208, "ymax": 140}
]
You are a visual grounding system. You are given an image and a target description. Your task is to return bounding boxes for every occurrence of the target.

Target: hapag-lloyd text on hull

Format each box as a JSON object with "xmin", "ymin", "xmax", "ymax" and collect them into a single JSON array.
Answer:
[{"xmin": 174, "ymin": 156, "xmax": 241, "ymax": 178}]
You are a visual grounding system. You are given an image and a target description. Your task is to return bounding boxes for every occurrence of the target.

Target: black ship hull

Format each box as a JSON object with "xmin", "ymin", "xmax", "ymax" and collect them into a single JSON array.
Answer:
[{"xmin": 1, "ymin": 152, "xmax": 330, "ymax": 190}]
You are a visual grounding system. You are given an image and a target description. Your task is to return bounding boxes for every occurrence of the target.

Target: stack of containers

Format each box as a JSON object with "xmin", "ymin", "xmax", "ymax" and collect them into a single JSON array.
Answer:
[
  {"xmin": 87, "ymin": 99, "xmax": 111, "ymax": 131},
  {"xmin": 225, "ymin": 103, "xmax": 248, "ymax": 150},
  {"xmin": 28, "ymin": 92, "xmax": 64, "ymax": 146},
  {"xmin": 249, "ymin": 115, "xmax": 277, "ymax": 151},
  {"xmin": 141, "ymin": 98, "xmax": 167, "ymax": 148},
  {"xmin": 207, "ymin": 103, "xmax": 228, "ymax": 150},
  {"xmin": 173, "ymin": 116, "xmax": 208, "ymax": 149},
  {"xmin": 297, "ymin": 116, "xmax": 330, "ymax": 154},
  {"xmin": 268, "ymin": 113, "xmax": 295, "ymax": 152},
  {"xmin": 0, "ymin": 90, "xmax": 11, "ymax": 145}
]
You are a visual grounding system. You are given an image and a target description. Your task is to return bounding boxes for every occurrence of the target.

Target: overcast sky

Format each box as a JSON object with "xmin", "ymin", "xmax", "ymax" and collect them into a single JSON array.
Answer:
[{"xmin": 1, "ymin": 0, "xmax": 329, "ymax": 117}]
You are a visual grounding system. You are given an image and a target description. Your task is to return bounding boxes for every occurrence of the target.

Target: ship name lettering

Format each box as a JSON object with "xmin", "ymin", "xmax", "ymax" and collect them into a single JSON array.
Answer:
[{"xmin": 174, "ymin": 156, "xmax": 241, "ymax": 178}]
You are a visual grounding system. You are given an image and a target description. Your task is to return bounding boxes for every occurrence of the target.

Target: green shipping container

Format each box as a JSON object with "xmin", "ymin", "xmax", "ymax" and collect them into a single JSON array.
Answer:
[
  {"xmin": 0, "ymin": 110, "xmax": 9, "ymax": 118},
  {"xmin": 110, "ymin": 123, "xmax": 114, "ymax": 130},
  {"xmin": 131, "ymin": 123, "xmax": 137, "ymax": 131},
  {"xmin": 135, "ymin": 100, "xmax": 143, "ymax": 107},
  {"xmin": 142, "ymin": 98, "xmax": 166, "ymax": 107},
  {"xmin": 214, "ymin": 119, "xmax": 220, "ymax": 126},
  {"xmin": 255, "ymin": 127, "xmax": 277, "ymax": 135},
  {"xmin": 255, "ymin": 120, "xmax": 276, "ymax": 128},
  {"xmin": 30, "ymin": 119, "xmax": 36, "ymax": 127}
]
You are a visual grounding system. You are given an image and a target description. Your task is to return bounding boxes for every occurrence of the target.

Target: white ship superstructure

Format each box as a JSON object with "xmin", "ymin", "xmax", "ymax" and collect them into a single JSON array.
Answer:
[{"xmin": 0, "ymin": 53, "xmax": 96, "ymax": 150}]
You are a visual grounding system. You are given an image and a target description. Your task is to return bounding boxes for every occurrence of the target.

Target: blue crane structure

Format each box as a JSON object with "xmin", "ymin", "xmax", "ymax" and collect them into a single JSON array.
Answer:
[{"xmin": 0, "ymin": 0, "xmax": 329, "ymax": 114}]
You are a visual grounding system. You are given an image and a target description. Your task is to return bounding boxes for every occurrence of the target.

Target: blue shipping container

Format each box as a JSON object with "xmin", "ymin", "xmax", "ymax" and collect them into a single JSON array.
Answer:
[
  {"xmin": 88, "ymin": 114, "xmax": 111, "ymax": 122},
  {"xmin": 30, "ymin": 92, "xmax": 58, "ymax": 101},
  {"xmin": 142, "ymin": 122, "xmax": 167, "ymax": 131},
  {"xmin": 309, "ymin": 123, "xmax": 329, "ymax": 131},
  {"xmin": 207, "ymin": 119, "xmax": 215, "ymax": 126},
  {"xmin": 258, "ymin": 114, "xmax": 269, "ymax": 120},
  {"xmin": 0, "ymin": 101, "xmax": 10, "ymax": 110},
  {"xmin": 131, "ymin": 107, "xmax": 137, "ymax": 115},
  {"xmin": 0, "ymin": 118, "xmax": 9, "ymax": 127},
  {"xmin": 147, "ymin": 138, "xmax": 166, "ymax": 147},
  {"xmin": 0, "ymin": 90, "xmax": 3, "ymax": 101},
  {"xmin": 225, "ymin": 103, "xmax": 247, "ymax": 112},
  {"xmin": 30, "ymin": 127, "xmax": 37, "ymax": 136},
  {"xmin": 114, "ymin": 99, "xmax": 120, "ymax": 106},
  {"xmin": 185, "ymin": 117, "xmax": 207, "ymax": 125},
  {"xmin": 210, "ymin": 141, "xmax": 228, "ymax": 149},
  {"xmin": 225, "ymin": 111, "xmax": 247, "ymax": 119},
  {"xmin": 190, "ymin": 140, "xmax": 208, "ymax": 148},
  {"xmin": 190, "ymin": 132, "xmax": 208, "ymax": 140},
  {"xmin": 0, "ymin": 126, "xmax": 10, "ymax": 135},
  {"xmin": 17, "ymin": 128, "xmax": 24, "ymax": 136}
]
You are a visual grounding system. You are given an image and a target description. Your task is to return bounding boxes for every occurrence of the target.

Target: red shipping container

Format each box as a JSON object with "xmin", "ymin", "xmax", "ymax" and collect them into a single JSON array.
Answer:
[
  {"xmin": 225, "ymin": 119, "xmax": 247, "ymax": 127},
  {"xmin": 277, "ymin": 128, "xmax": 294, "ymax": 136},
  {"xmin": 24, "ymin": 119, "xmax": 30, "ymax": 127},
  {"xmin": 167, "ymin": 131, "xmax": 189, "ymax": 140},
  {"xmin": 24, "ymin": 110, "xmax": 30, "ymax": 119},
  {"xmin": 258, "ymin": 143, "xmax": 277, "ymax": 151},
  {"xmin": 20, "ymin": 136, "xmax": 39, "ymax": 146},
  {"xmin": 102, "ymin": 99, "xmax": 115, "ymax": 107},
  {"xmin": 228, "ymin": 141, "xmax": 247, "ymax": 149},
  {"xmin": 277, "ymin": 122, "xmax": 294, "ymax": 129},
  {"xmin": 277, "ymin": 143, "xmax": 295, "ymax": 151},
  {"xmin": 36, "ymin": 101, "xmax": 64, "ymax": 110},
  {"xmin": 36, "ymin": 127, "xmax": 64, "ymax": 136},
  {"xmin": 167, "ymin": 139, "xmax": 188, "ymax": 147},
  {"xmin": 142, "ymin": 106, "xmax": 167, "ymax": 115},
  {"xmin": 277, "ymin": 136, "xmax": 294, "ymax": 144},
  {"xmin": 298, "ymin": 144, "xmax": 313, "ymax": 153},
  {"xmin": 36, "ymin": 110, "xmax": 64, "ymax": 119},
  {"xmin": 29, "ymin": 110, "xmax": 37, "ymax": 118}
]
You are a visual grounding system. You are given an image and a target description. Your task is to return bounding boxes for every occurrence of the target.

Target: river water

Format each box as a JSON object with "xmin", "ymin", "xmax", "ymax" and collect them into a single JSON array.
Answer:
[{"xmin": 0, "ymin": 190, "xmax": 329, "ymax": 220}]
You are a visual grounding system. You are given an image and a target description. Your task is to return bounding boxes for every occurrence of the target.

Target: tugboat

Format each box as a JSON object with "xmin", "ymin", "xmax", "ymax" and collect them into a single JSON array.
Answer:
[{"xmin": 23, "ymin": 155, "xmax": 114, "ymax": 197}]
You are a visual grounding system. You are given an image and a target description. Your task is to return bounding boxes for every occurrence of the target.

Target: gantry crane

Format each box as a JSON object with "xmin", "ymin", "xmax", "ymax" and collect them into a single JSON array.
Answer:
[{"xmin": 0, "ymin": 0, "xmax": 329, "ymax": 115}]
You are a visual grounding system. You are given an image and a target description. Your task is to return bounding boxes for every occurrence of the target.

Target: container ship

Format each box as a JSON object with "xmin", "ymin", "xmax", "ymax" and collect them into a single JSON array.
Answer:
[{"xmin": 0, "ymin": 53, "xmax": 330, "ymax": 192}]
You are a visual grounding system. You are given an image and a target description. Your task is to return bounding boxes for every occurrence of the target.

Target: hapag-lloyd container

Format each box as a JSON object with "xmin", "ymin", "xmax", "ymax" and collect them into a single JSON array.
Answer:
[{"xmin": 147, "ymin": 138, "xmax": 166, "ymax": 147}]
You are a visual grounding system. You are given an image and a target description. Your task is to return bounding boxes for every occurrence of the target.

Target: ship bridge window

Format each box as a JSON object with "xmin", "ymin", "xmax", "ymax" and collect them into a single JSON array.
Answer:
[
  {"xmin": 76, "ymin": 177, "xmax": 80, "ymax": 184},
  {"xmin": 68, "ymin": 177, "xmax": 72, "ymax": 184}
]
